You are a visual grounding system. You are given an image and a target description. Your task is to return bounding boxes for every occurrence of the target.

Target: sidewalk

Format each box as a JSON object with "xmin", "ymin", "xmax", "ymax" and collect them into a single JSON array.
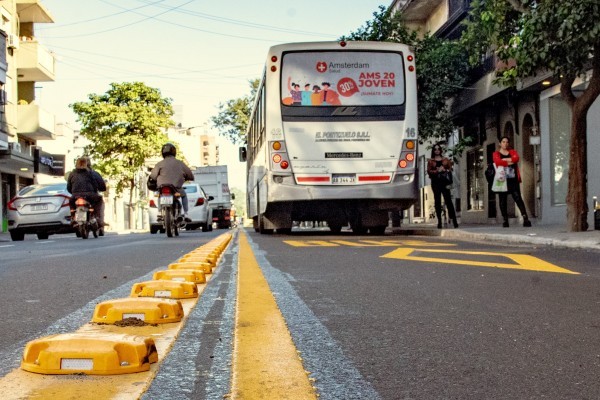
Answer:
[
  {"xmin": 2, "ymin": 225, "xmax": 600, "ymax": 251},
  {"xmin": 393, "ymin": 223, "xmax": 600, "ymax": 251}
]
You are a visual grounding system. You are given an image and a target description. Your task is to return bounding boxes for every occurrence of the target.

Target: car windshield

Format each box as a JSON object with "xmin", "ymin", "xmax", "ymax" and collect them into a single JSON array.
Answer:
[{"xmin": 20, "ymin": 183, "xmax": 68, "ymax": 196}]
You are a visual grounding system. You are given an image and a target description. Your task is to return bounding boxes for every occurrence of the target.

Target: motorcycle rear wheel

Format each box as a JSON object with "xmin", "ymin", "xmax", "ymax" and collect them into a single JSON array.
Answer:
[
  {"xmin": 78, "ymin": 224, "xmax": 89, "ymax": 239},
  {"xmin": 165, "ymin": 208, "xmax": 173, "ymax": 237}
]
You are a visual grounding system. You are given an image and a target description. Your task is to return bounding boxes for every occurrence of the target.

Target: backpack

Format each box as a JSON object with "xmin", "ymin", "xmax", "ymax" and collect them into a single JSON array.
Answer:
[{"xmin": 485, "ymin": 163, "xmax": 495, "ymax": 185}]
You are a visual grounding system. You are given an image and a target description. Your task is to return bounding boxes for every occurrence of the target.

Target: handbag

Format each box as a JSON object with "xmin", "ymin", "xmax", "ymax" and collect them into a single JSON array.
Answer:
[
  {"xmin": 438, "ymin": 170, "xmax": 453, "ymax": 186},
  {"xmin": 491, "ymin": 165, "xmax": 507, "ymax": 192}
]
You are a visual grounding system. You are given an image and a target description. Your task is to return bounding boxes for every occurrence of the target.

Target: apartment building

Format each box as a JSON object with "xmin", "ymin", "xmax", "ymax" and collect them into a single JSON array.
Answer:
[
  {"xmin": 0, "ymin": 0, "xmax": 58, "ymax": 232},
  {"xmin": 392, "ymin": 0, "xmax": 600, "ymax": 228}
]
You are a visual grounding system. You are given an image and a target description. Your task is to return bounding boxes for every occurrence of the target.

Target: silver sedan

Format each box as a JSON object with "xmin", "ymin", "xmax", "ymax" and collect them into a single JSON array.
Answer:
[{"xmin": 7, "ymin": 182, "xmax": 75, "ymax": 241}]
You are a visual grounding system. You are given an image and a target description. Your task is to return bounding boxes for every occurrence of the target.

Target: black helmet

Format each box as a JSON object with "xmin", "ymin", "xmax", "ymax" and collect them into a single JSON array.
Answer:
[{"xmin": 161, "ymin": 143, "xmax": 177, "ymax": 158}]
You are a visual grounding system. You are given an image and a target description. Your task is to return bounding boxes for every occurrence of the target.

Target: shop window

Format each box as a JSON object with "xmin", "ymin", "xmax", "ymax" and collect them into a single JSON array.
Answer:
[
  {"xmin": 549, "ymin": 97, "xmax": 570, "ymax": 206},
  {"xmin": 466, "ymin": 147, "xmax": 485, "ymax": 210}
]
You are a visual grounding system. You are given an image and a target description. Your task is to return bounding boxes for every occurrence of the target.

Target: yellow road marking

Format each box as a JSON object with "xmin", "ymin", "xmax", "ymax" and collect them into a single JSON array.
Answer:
[
  {"xmin": 381, "ymin": 247, "xmax": 578, "ymax": 274},
  {"xmin": 232, "ymin": 232, "xmax": 316, "ymax": 399},
  {"xmin": 284, "ymin": 240, "xmax": 340, "ymax": 247},
  {"xmin": 284, "ymin": 239, "xmax": 454, "ymax": 248}
]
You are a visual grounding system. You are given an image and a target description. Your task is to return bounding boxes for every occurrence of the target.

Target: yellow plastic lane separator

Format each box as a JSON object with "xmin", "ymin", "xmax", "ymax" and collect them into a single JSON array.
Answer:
[
  {"xmin": 0, "ymin": 235, "xmax": 233, "ymax": 399},
  {"xmin": 232, "ymin": 231, "xmax": 317, "ymax": 399}
]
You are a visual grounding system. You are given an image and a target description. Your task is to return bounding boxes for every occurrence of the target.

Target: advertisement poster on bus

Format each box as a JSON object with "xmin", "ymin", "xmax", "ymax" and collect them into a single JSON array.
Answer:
[{"xmin": 281, "ymin": 51, "xmax": 405, "ymax": 107}]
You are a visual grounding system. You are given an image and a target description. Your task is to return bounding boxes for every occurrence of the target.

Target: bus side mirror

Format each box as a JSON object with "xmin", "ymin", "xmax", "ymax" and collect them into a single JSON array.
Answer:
[{"xmin": 239, "ymin": 147, "xmax": 247, "ymax": 162}]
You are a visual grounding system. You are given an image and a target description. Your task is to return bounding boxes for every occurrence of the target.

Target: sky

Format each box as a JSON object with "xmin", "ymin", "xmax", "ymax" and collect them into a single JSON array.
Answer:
[{"xmin": 35, "ymin": 0, "xmax": 386, "ymax": 189}]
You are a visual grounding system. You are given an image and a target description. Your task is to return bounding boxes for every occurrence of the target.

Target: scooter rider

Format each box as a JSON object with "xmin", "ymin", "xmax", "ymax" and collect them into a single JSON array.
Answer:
[
  {"xmin": 67, "ymin": 157, "xmax": 103, "ymax": 224},
  {"xmin": 149, "ymin": 143, "xmax": 194, "ymax": 221},
  {"xmin": 85, "ymin": 157, "xmax": 107, "ymax": 230}
]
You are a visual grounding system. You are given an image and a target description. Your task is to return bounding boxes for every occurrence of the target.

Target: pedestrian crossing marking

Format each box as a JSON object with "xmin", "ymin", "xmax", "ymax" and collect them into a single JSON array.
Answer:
[
  {"xmin": 283, "ymin": 239, "xmax": 455, "ymax": 248},
  {"xmin": 381, "ymin": 248, "xmax": 577, "ymax": 274}
]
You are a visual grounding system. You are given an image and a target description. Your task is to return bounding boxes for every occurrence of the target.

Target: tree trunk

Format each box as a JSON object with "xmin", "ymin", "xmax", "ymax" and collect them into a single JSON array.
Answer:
[
  {"xmin": 562, "ymin": 50, "xmax": 600, "ymax": 232},
  {"xmin": 566, "ymin": 103, "xmax": 588, "ymax": 232}
]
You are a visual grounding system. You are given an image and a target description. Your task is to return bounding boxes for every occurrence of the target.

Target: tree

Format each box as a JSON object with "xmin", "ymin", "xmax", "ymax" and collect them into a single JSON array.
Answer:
[
  {"xmin": 211, "ymin": 79, "xmax": 260, "ymax": 144},
  {"xmin": 461, "ymin": 0, "xmax": 600, "ymax": 232},
  {"xmin": 342, "ymin": 6, "xmax": 471, "ymax": 148},
  {"xmin": 70, "ymin": 82, "xmax": 173, "ymax": 228}
]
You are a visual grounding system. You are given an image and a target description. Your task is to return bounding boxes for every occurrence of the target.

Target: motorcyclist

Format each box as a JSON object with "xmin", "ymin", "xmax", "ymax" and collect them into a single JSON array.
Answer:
[
  {"xmin": 85, "ymin": 157, "xmax": 108, "ymax": 232},
  {"xmin": 67, "ymin": 157, "xmax": 103, "ymax": 225},
  {"xmin": 149, "ymin": 143, "xmax": 194, "ymax": 222}
]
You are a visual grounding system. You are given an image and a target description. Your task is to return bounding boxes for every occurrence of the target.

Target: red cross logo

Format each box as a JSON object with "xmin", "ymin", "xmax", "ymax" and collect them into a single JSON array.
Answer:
[{"xmin": 316, "ymin": 61, "xmax": 327, "ymax": 73}]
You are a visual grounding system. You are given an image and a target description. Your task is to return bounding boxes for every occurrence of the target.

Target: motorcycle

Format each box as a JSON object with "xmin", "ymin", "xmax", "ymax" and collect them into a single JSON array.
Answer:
[
  {"xmin": 157, "ymin": 185, "xmax": 186, "ymax": 237},
  {"xmin": 73, "ymin": 197, "xmax": 100, "ymax": 239}
]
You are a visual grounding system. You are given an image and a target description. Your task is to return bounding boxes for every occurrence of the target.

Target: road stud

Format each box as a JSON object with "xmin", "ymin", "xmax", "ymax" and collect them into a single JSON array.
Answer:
[
  {"xmin": 153, "ymin": 269, "xmax": 206, "ymax": 283},
  {"xmin": 184, "ymin": 252, "xmax": 218, "ymax": 264},
  {"xmin": 177, "ymin": 256, "xmax": 217, "ymax": 268},
  {"xmin": 21, "ymin": 332, "xmax": 158, "ymax": 375},
  {"xmin": 91, "ymin": 297, "xmax": 184, "ymax": 324},
  {"xmin": 130, "ymin": 280, "xmax": 198, "ymax": 299},
  {"xmin": 169, "ymin": 261, "xmax": 213, "ymax": 274},
  {"xmin": 178, "ymin": 256, "xmax": 216, "ymax": 268}
]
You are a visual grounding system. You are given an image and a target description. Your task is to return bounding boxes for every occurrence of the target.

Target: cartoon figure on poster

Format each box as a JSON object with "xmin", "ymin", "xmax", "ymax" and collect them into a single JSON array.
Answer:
[{"xmin": 284, "ymin": 78, "xmax": 347, "ymax": 106}]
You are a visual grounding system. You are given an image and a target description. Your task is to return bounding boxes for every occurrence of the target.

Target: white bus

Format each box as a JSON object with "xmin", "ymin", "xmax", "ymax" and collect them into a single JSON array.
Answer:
[{"xmin": 240, "ymin": 41, "xmax": 418, "ymax": 234}]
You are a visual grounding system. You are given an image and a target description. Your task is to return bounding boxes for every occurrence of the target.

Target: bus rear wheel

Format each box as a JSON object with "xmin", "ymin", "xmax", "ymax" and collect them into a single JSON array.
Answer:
[{"xmin": 259, "ymin": 214, "xmax": 273, "ymax": 234}]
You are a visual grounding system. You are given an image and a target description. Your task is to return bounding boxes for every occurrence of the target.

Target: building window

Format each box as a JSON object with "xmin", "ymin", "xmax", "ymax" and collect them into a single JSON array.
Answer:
[
  {"xmin": 466, "ymin": 147, "xmax": 485, "ymax": 210},
  {"xmin": 549, "ymin": 97, "xmax": 570, "ymax": 206}
]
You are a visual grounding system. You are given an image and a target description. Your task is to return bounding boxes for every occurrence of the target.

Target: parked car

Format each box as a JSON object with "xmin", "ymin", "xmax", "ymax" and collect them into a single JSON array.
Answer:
[
  {"xmin": 148, "ymin": 182, "xmax": 213, "ymax": 234},
  {"xmin": 7, "ymin": 182, "xmax": 75, "ymax": 241}
]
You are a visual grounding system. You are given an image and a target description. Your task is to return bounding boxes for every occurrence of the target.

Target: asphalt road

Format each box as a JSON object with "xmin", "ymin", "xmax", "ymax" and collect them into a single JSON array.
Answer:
[
  {"xmin": 1, "ymin": 228, "xmax": 599, "ymax": 399},
  {"xmin": 247, "ymin": 229, "xmax": 600, "ymax": 399}
]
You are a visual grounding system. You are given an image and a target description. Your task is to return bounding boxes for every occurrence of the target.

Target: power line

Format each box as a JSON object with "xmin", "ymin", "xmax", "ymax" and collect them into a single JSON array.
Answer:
[{"xmin": 38, "ymin": 0, "xmax": 337, "ymax": 41}]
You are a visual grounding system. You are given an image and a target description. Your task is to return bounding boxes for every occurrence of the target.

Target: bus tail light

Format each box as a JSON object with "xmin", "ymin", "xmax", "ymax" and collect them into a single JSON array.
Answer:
[
  {"xmin": 397, "ymin": 139, "xmax": 416, "ymax": 169},
  {"xmin": 270, "ymin": 141, "xmax": 290, "ymax": 171}
]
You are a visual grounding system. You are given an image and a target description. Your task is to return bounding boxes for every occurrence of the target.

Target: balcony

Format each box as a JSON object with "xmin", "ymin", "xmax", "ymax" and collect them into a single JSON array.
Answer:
[
  {"xmin": 17, "ymin": 40, "xmax": 56, "ymax": 82},
  {"xmin": 0, "ymin": 142, "xmax": 35, "ymax": 176},
  {"xmin": 16, "ymin": 0, "xmax": 54, "ymax": 23},
  {"xmin": 17, "ymin": 104, "xmax": 55, "ymax": 140}
]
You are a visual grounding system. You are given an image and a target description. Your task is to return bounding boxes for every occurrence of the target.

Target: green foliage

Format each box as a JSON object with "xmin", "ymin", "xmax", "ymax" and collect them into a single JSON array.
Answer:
[
  {"xmin": 211, "ymin": 79, "xmax": 260, "ymax": 145},
  {"xmin": 462, "ymin": 0, "xmax": 600, "ymax": 231},
  {"xmin": 461, "ymin": 0, "xmax": 600, "ymax": 86},
  {"xmin": 70, "ymin": 82, "xmax": 173, "ymax": 195},
  {"xmin": 343, "ymin": 6, "xmax": 470, "ymax": 145}
]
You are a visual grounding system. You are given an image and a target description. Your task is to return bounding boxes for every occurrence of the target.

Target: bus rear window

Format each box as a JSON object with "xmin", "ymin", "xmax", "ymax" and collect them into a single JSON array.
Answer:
[{"xmin": 281, "ymin": 51, "xmax": 405, "ymax": 107}]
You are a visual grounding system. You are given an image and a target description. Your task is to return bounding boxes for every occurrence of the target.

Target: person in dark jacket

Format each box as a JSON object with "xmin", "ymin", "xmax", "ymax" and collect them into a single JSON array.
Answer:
[
  {"xmin": 67, "ymin": 157, "xmax": 103, "ymax": 224},
  {"xmin": 85, "ymin": 157, "xmax": 107, "ymax": 230},
  {"xmin": 149, "ymin": 143, "xmax": 194, "ymax": 221},
  {"xmin": 427, "ymin": 143, "xmax": 459, "ymax": 229}
]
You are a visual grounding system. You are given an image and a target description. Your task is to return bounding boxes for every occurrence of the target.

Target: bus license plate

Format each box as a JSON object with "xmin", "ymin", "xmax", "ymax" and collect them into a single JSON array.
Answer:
[
  {"xmin": 160, "ymin": 195, "xmax": 173, "ymax": 205},
  {"xmin": 332, "ymin": 174, "xmax": 356, "ymax": 184}
]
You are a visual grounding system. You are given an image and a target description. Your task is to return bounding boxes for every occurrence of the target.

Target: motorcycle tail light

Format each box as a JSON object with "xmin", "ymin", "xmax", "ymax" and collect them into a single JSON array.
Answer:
[
  {"xmin": 161, "ymin": 187, "xmax": 172, "ymax": 195},
  {"xmin": 75, "ymin": 198, "xmax": 87, "ymax": 206}
]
